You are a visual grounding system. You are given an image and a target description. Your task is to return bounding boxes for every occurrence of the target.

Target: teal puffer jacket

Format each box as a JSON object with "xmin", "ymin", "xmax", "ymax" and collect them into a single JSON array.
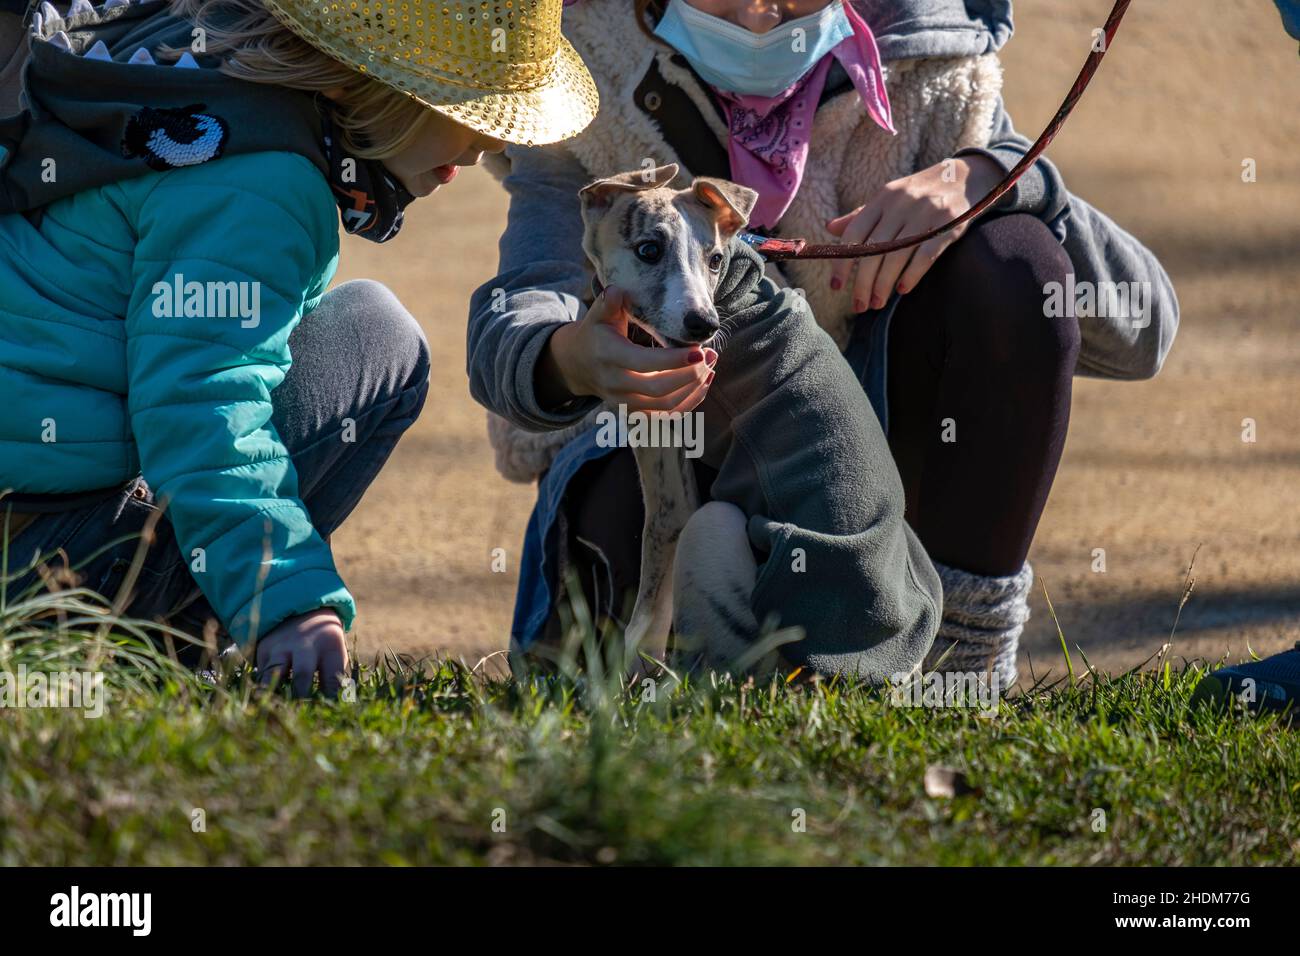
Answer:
[{"xmin": 0, "ymin": 149, "xmax": 354, "ymax": 643}]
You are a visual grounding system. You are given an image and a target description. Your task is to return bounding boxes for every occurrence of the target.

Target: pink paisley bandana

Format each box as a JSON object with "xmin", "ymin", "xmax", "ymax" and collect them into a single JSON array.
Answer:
[{"xmin": 711, "ymin": 1, "xmax": 895, "ymax": 228}]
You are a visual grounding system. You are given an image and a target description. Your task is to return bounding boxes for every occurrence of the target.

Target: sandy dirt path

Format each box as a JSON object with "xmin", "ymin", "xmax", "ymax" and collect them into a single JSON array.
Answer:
[{"xmin": 329, "ymin": 0, "xmax": 1300, "ymax": 677}]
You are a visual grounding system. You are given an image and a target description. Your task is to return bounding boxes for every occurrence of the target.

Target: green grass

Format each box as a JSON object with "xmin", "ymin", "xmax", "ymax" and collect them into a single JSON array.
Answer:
[
  {"xmin": 1, "ymin": 534, "xmax": 1296, "ymax": 866},
  {"xmin": 2, "ymin": 596, "xmax": 1298, "ymax": 865}
]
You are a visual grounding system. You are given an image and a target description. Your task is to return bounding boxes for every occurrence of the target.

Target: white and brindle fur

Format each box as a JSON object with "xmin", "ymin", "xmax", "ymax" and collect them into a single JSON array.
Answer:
[{"xmin": 577, "ymin": 163, "xmax": 758, "ymax": 673}]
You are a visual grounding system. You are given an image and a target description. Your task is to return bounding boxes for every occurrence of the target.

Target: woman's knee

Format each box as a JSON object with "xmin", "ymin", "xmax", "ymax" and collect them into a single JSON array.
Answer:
[{"xmin": 936, "ymin": 214, "xmax": 1079, "ymax": 373}]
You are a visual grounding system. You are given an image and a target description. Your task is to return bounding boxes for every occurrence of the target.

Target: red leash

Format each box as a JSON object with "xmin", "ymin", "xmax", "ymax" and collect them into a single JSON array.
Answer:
[{"xmin": 740, "ymin": 0, "xmax": 1133, "ymax": 261}]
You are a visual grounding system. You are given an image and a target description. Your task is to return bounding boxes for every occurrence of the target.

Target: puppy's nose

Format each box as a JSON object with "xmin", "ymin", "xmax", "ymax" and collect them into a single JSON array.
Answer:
[{"xmin": 683, "ymin": 309, "xmax": 720, "ymax": 341}]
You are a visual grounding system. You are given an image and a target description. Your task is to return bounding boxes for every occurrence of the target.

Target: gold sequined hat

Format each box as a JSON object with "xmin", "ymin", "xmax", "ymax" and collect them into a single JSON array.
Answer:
[{"xmin": 260, "ymin": 0, "xmax": 598, "ymax": 145}]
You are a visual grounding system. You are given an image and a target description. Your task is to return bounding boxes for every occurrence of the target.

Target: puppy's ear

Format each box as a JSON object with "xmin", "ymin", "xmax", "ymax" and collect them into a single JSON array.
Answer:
[
  {"xmin": 692, "ymin": 178, "xmax": 758, "ymax": 238},
  {"xmin": 579, "ymin": 163, "xmax": 680, "ymax": 219}
]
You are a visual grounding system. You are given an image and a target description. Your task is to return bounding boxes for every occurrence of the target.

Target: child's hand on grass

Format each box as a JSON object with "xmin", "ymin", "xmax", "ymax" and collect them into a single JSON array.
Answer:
[
  {"xmin": 256, "ymin": 608, "xmax": 349, "ymax": 698},
  {"xmin": 537, "ymin": 287, "xmax": 717, "ymax": 415}
]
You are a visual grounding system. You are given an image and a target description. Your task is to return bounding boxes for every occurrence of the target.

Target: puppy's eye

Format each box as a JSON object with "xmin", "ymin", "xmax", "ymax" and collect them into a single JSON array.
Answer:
[
  {"xmin": 635, "ymin": 240, "xmax": 662, "ymax": 263},
  {"xmin": 708, "ymin": 252, "xmax": 724, "ymax": 272}
]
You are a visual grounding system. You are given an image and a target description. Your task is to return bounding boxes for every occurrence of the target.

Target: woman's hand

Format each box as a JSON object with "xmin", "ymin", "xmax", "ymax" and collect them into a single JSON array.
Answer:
[
  {"xmin": 827, "ymin": 154, "xmax": 1005, "ymax": 313},
  {"xmin": 256, "ymin": 608, "xmax": 349, "ymax": 698},
  {"xmin": 536, "ymin": 287, "xmax": 717, "ymax": 414}
]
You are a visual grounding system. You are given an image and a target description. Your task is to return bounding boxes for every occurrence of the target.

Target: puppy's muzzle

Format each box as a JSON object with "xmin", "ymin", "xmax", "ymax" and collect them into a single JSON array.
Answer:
[{"xmin": 682, "ymin": 308, "xmax": 720, "ymax": 343}]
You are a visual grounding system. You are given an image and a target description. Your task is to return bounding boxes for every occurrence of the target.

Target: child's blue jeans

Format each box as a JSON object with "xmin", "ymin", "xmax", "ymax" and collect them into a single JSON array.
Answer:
[{"xmin": 2, "ymin": 279, "xmax": 429, "ymax": 659}]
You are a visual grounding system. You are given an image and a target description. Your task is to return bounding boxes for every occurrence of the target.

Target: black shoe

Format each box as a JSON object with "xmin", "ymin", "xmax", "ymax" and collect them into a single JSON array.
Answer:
[{"xmin": 1191, "ymin": 642, "xmax": 1300, "ymax": 718}]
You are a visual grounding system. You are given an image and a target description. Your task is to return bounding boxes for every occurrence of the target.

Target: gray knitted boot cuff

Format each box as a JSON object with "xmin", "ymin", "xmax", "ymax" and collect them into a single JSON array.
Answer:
[{"xmin": 922, "ymin": 561, "xmax": 1033, "ymax": 690}]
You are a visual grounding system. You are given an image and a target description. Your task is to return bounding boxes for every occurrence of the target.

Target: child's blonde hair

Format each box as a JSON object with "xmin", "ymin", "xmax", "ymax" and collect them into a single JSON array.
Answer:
[{"xmin": 166, "ymin": 0, "xmax": 432, "ymax": 159}]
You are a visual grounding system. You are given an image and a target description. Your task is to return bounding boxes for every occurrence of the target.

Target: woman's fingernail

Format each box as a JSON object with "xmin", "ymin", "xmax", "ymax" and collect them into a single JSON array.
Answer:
[
  {"xmin": 896, "ymin": 282, "xmax": 908, "ymax": 294},
  {"xmin": 687, "ymin": 349, "xmax": 704, "ymax": 364},
  {"xmin": 830, "ymin": 276, "xmax": 843, "ymax": 291},
  {"xmin": 706, "ymin": 371, "xmax": 715, "ymax": 385},
  {"xmin": 704, "ymin": 348, "xmax": 719, "ymax": 367},
  {"xmin": 871, "ymin": 294, "xmax": 885, "ymax": 310},
  {"xmin": 853, "ymin": 298, "xmax": 867, "ymax": 313}
]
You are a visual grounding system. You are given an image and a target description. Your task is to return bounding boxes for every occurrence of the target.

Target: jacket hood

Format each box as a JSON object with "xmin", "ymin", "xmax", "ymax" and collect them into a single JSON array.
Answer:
[
  {"xmin": 854, "ymin": 0, "xmax": 1014, "ymax": 61},
  {"xmin": 0, "ymin": 0, "xmax": 325, "ymax": 214}
]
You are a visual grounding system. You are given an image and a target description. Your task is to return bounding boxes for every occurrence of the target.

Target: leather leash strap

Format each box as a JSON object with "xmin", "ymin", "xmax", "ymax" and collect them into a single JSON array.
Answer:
[{"xmin": 740, "ymin": 0, "xmax": 1133, "ymax": 261}]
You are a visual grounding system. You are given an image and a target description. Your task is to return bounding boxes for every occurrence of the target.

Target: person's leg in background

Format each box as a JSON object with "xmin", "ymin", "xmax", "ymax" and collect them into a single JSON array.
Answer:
[
  {"xmin": 4, "ymin": 279, "xmax": 430, "ymax": 667},
  {"xmin": 559, "ymin": 446, "xmax": 731, "ymax": 655},
  {"xmin": 560, "ymin": 446, "xmax": 643, "ymax": 634},
  {"xmin": 886, "ymin": 213, "xmax": 1078, "ymax": 687}
]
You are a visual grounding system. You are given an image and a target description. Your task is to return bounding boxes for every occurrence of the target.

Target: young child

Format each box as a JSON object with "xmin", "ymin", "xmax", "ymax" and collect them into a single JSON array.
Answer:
[{"xmin": 0, "ymin": 0, "xmax": 598, "ymax": 694}]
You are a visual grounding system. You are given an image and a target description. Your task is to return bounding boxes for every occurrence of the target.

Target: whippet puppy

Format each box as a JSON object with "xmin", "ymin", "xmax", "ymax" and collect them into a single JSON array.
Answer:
[{"xmin": 577, "ymin": 163, "xmax": 758, "ymax": 672}]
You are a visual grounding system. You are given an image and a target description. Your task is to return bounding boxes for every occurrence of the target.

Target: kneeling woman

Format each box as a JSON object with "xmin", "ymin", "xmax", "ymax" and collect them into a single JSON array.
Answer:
[
  {"xmin": 0, "ymin": 0, "xmax": 597, "ymax": 693},
  {"xmin": 468, "ymin": 0, "xmax": 1178, "ymax": 685}
]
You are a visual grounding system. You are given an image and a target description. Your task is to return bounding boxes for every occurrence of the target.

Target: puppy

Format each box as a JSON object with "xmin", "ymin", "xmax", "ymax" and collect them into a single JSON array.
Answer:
[{"xmin": 577, "ymin": 163, "xmax": 758, "ymax": 671}]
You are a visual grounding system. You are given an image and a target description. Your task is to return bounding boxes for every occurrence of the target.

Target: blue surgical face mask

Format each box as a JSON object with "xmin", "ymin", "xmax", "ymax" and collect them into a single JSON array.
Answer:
[{"xmin": 653, "ymin": 0, "xmax": 855, "ymax": 98}]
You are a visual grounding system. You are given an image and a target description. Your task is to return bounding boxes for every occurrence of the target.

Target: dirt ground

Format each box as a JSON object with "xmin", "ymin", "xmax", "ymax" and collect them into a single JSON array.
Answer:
[{"xmin": 328, "ymin": 0, "xmax": 1300, "ymax": 677}]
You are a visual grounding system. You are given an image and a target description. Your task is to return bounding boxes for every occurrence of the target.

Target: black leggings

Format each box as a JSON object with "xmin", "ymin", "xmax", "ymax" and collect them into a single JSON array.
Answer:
[
  {"xmin": 886, "ymin": 212, "xmax": 1078, "ymax": 575},
  {"xmin": 563, "ymin": 212, "xmax": 1078, "ymax": 626}
]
